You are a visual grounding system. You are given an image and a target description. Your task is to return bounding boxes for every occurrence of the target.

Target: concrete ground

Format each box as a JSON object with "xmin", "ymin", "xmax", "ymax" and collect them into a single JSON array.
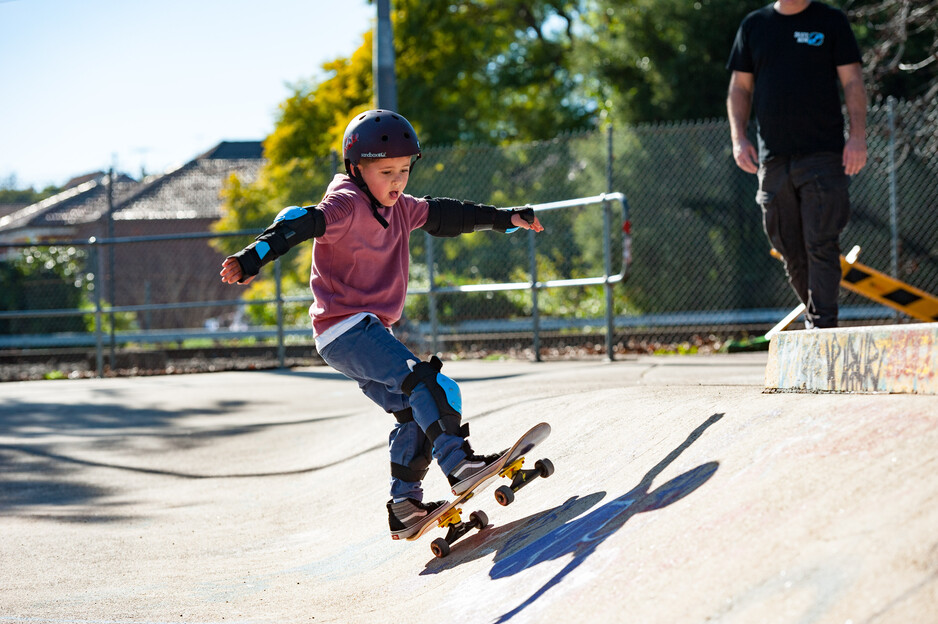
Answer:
[{"xmin": 1, "ymin": 353, "xmax": 936, "ymax": 623}]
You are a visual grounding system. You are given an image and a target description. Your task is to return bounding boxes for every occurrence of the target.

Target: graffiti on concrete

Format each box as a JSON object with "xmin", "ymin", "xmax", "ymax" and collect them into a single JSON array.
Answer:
[
  {"xmin": 769, "ymin": 325, "xmax": 938, "ymax": 394},
  {"xmin": 823, "ymin": 332, "xmax": 883, "ymax": 392}
]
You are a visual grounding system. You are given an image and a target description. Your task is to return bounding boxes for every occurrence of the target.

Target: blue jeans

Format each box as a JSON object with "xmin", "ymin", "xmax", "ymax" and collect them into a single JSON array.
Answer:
[{"xmin": 318, "ymin": 315, "xmax": 468, "ymax": 501}]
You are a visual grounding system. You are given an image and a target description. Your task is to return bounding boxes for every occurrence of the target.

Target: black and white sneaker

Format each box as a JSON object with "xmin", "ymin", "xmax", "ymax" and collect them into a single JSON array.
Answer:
[
  {"xmin": 388, "ymin": 498, "xmax": 446, "ymax": 539},
  {"xmin": 447, "ymin": 451, "xmax": 505, "ymax": 495}
]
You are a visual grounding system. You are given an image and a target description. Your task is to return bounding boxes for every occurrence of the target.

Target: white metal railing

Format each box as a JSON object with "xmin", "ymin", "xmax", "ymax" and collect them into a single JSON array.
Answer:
[
  {"xmin": 0, "ymin": 193, "xmax": 631, "ymax": 373},
  {"xmin": 407, "ymin": 193, "xmax": 632, "ymax": 359}
]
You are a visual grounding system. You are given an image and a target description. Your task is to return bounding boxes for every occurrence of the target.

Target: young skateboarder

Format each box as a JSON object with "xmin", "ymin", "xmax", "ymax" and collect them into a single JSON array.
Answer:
[{"xmin": 220, "ymin": 109, "xmax": 543, "ymax": 538}]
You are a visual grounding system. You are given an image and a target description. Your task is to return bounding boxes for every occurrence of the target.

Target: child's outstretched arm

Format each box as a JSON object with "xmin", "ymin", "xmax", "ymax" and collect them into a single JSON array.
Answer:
[
  {"xmin": 219, "ymin": 205, "xmax": 326, "ymax": 284},
  {"xmin": 420, "ymin": 197, "xmax": 544, "ymax": 237}
]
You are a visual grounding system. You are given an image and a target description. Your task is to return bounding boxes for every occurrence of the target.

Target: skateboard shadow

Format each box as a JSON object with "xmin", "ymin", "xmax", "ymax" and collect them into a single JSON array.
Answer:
[
  {"xmin": 422, "ymin": 413, "xmax": 724, "ymax": 623},
  {"xmin": 420, "ymin": 492, "xmax": 607, "ymax": 575}
]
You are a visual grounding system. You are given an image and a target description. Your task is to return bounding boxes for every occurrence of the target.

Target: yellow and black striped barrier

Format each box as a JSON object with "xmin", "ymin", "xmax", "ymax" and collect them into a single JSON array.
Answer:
[
  {"xmin": 767, "ymin": 246, "xmax": 938, "ymax": 322},
  {"xmin": 724, "ymin": 247, "xmax": 938, "ymax": 351},
  {"xmin": 839, "ymin": 249, "xmax": 938, "ymax": 322}
]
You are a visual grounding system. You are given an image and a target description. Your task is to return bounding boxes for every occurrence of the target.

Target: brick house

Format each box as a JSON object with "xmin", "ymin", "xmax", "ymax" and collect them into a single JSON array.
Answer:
[{"xmin": 0, "ymin": 141, "xmax": 265, "ymax": 330}]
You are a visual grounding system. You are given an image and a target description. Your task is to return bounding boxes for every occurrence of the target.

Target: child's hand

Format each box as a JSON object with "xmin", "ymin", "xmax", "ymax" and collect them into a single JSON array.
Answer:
[
  {"xmin": 220, "ymin": 257, "xmax": 255, "ymax": 285},
  {"xmin": 511, "ymin": 212, "xmax": 544, "ymax": 232}
]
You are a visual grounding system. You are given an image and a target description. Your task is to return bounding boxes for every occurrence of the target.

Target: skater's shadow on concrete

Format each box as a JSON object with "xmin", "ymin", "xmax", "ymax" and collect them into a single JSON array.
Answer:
[{"xmin": 422, "ymin": 413, "xmax": 723, "ymax": 623}]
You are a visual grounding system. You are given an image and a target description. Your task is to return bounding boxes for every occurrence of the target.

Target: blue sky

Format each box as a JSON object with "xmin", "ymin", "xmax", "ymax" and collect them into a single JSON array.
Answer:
[{"xmin": 0, "ymin": 0, "xmax": 374, "ymax": 189}]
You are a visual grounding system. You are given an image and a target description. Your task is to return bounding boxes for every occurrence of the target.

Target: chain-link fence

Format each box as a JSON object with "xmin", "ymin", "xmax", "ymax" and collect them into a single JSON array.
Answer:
[
  {"xmin": 406, "ymin": 97, "xmax": 937, "ymax": 355},
  {"xmin": 1, "ymin": 97, "xmax": 935, "ymax": 376}
]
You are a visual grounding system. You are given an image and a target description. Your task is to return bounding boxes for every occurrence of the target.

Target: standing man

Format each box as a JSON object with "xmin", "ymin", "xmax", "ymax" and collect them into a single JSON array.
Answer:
[{"xmin": 727, "ymin": 0, "xmax": 867, "ymax": 328}]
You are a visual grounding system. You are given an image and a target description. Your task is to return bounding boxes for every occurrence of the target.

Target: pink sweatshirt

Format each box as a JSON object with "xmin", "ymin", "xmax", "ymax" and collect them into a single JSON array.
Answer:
[{"xmin": 309, "ymin": 174, "xmax": 429, "ymax": 336}]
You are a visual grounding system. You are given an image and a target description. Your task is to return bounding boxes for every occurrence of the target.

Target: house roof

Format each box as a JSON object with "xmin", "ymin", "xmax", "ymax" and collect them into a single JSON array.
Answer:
[
  {"xmin": 0, "ymin": 174, "xmax": 140, "ymax": 232},
  {"xmin": 198, "ymin": 141, "xmax": 265, "ymax": 160},
  {"xmin": 0, "ymin": 202, "xmax": 29, "ymax": 219},
  {"xmin": 114, "ymin": 157, "xmax": 264, "ymax": 221},
  {"xmin": 64, "ymin": 172, "xmax": 107, "ymax": 189},
  {"xmin": 0, "ymin": 141, "xmax": 265, "ymax": 236}
]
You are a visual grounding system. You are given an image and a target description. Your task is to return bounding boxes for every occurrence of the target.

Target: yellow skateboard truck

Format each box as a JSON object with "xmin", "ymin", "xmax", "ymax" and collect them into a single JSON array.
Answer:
[
  {"xmin": 430, "ymin": 506, "xmax": 488, "ymax": 559},
  {"xmin": 494, "ymin": 456, "xmax": 555, "ymax": 507},
  {"xmin": 405, "ymin": 422, "xmax": 553, "ymax": 558}
]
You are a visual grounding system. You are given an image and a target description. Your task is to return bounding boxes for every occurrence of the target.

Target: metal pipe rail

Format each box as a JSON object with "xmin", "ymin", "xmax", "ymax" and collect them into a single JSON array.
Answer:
[
  {"xmin": 411, "ymin": 192, "xmax": 631, "ymax": 360},
  {"xmin": 0, "ymin": 194, "xmax": 630, "ymax": 372}
]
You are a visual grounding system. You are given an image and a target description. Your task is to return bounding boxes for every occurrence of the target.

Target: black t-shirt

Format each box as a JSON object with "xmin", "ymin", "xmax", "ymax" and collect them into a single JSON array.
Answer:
[{"xmin": 727, "ymin": 2, "xmax": 861, "ymax": 159}]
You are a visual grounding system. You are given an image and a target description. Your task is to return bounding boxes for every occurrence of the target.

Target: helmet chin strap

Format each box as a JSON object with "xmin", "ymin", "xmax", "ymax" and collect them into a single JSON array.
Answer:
[{"xmin": 348, "ymin": 165, "xmax": 390, "ymax": 229}]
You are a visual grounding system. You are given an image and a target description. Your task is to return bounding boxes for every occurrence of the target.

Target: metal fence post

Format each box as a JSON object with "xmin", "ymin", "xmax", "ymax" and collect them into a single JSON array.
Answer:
[
  {"xmin": 426, "ymin": 232, "xmax": 439, "ymax": 354},
  {"xmin": 529, "ymin": 226, "xmax": 540, "ymax": 362},
  {"xmin": 604, "ymin": 124, "xmax": 616, "ymax": 361},
  {"xmin": 91, "ymin": 238, "xmax": 104, "ymax": 377},
  {"xmin": 887, "ymin": 96, "xmax": 899, "ymax": 280},
  {"xmin": 106, "ymin": 170, "xmax": 116, "ymax": 368},
  {"xmin": 603, "ymin": 197, "xmax": 614, "ymax": 360},
  {"xmin": 275, "ymin": 258, "xmax": 285, "ymax": 368},
  {"xmin": 144, "ymin": 281, "xmax": 152, "ymax": 330}
]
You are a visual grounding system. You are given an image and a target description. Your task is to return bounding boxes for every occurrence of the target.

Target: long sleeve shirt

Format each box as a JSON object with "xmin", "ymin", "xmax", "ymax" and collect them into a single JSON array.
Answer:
[{"xmin": 309, "ymin": 174, "xmax": 428, "ymax": 338}]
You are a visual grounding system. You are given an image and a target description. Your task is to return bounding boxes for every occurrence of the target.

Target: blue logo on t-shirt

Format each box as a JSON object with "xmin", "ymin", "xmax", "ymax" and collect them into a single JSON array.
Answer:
[{"xmin": 794, "ymin": 31, "xmax": 825, "ymax": 46}]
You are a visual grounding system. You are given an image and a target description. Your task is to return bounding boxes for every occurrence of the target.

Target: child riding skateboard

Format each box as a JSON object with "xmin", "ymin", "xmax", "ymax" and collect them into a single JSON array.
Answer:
[{"xmin": 220, "ymin": 109, "xmax": 544, "ymax": 539}]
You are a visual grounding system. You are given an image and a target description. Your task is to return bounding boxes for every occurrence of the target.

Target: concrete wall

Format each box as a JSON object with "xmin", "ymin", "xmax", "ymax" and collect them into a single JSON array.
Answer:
[{"xmin": 765, "ymin": 323, "xmax": 938, "ymax": 394}]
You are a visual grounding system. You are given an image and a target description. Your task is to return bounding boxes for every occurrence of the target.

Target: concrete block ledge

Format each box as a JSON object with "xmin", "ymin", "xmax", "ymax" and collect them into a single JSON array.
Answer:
[{"xmin": 765, "ymin": 322, "xmax": 938, "ymax": 394}]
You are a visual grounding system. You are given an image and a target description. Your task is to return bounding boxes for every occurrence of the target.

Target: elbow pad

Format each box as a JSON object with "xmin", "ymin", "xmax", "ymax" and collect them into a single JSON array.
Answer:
[
  {"xmin": 232, "ymin": 205, "xmax": 326, "ymax": 279},
  {"xmin": 422, "ymin": 197, "xmax": 531, "ymax": 237}
]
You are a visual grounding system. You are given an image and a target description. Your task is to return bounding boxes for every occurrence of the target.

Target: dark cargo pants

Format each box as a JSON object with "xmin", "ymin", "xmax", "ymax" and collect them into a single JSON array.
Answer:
[{"xmin": 757, "ymin": 152, "xmax": 851, "ymax": 328}]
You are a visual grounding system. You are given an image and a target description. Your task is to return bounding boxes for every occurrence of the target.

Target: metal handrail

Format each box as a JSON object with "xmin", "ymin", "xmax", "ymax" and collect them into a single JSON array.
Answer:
[
  {"xmin": 414, "ymin": 192, "xmax": 631, "ymax": 359},
  {"xmin": 0, "ymin": 194, "xmax": 630, "ymax": 371}
]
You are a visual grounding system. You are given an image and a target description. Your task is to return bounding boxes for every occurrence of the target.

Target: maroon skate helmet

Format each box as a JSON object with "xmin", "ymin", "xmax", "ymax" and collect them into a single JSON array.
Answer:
[{"xmin": 342, "ymin": 109, "xmax": 421, "ymax": 174}]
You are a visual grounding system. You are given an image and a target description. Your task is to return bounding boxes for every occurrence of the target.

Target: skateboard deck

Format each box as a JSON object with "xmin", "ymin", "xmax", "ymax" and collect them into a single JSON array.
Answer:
[{"xmin": 404, "ymin": 422, "xmax": 552, "ymax": 558}]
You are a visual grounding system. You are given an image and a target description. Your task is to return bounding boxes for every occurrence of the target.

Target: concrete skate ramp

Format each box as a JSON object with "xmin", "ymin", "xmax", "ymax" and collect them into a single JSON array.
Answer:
[{"xmin": 2, "ymin": 354, "xmax": 937, "ymax": 623}]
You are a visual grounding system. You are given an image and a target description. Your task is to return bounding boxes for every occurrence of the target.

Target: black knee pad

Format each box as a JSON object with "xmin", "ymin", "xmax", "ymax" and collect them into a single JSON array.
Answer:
[
  {"xmin": 392, "ymin": 407, "xmax": 414, "ymax": 424},
  {"xmin": 389, "ymin": 414, "xmax": 432, "ymax": 483}
]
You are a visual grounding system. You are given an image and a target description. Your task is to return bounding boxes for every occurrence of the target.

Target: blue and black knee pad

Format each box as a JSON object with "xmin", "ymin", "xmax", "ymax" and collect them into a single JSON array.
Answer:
[{"xmin": 400, "ymin": 356, "xmax": 471, "ymax": 449}]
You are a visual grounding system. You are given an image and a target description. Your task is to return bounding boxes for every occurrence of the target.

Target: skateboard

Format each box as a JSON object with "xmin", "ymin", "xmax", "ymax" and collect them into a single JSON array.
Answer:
[{"xmin": 404, "ymin": 422, "xmax": 553, "ymax": 558}]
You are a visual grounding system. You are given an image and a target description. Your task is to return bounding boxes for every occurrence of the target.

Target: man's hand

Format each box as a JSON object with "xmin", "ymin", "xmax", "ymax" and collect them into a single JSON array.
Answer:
[
  {"xmin": 733, "ymin": 138, "xmax": 759, "ymax": 174},
  {"xmin": 837, "ymin": 62, "xmax": 868, "ymax": 176},
  {"xmin": 842, "ymin": 135, "xmax": 867, "ymax": 176},
  {"xmin": 220, "ymin": 257, "xmax": 255, "ymax": 285},
  {"xmin": 727, "ymin": 72, "xmax": 759, "ymax": 174}
]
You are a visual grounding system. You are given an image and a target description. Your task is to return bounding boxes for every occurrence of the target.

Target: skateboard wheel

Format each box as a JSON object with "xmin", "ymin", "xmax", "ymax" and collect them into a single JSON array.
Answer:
[
  {"xmin": 431, "ymin": 537, "xmax": 450, "ymax": 558},
  {"xmin": 535, "ymin": 458, "xmax": 555, "ymax": 478},
  {"xmin": 495, "ymin": 485, "xmax": 515, "ymax": 506},
  {"xmin": 470, "ymin": 510, "xmax": 488, "ymax": 530}
]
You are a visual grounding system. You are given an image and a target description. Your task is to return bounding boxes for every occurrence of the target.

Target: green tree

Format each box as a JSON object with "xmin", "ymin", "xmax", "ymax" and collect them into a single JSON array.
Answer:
[
  {"xmin": 0, "ymin": 246, "xmax": 92, "ymax": 334},
  {"xmin": 579, "ymin": 0, "xmax": 937, "ymax": 123},
  {"xmin": 847, "ymin": 0, "xmax": 938, "ymax": 101},
  {"xmin": 0, "ymin": 175, "xmax": 60, "ymax": 205},
  {"xmin": 577, "ymin": 0, "xmax": 766, "ymax": 124},
  {"xmin": 393, "ymin": 0, "xmax": 593, "ymax": 144},
  {"xmin": 213, "ymin": 0, "xmax": 595, "ymax": 324}
]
